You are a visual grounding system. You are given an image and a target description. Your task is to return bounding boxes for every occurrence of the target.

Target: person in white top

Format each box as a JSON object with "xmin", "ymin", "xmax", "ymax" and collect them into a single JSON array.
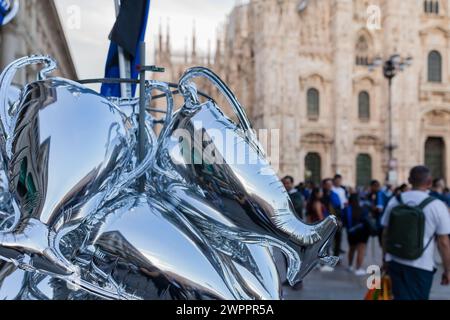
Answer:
[
  {"xmin": 381, "ymin": 166, "xmax": 450, "ymax": 300},
  {"xmin": 330, "ymin": 174, "xmax": 348, "ymax": 262}
]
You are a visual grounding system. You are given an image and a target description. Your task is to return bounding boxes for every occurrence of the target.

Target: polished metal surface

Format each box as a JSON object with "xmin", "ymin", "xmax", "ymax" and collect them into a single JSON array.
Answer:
[
  {"xmin": 0, "ymin": 56, "xmax": 338, "ymax": 300},
  {"xmin": 153, "ymin": 67, "xmax": 338, "ymax": 285}
]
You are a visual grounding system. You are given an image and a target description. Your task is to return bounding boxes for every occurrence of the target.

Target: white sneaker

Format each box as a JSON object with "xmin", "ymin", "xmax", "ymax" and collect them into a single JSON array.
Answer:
[
  {"xmin": 320, "ymin": 265, "xmax": 335, "ymax": 272},
  {"xmin": 354, "ymin": 269, "xmax": 366, "ymax": 276},
  {"xmin": 347, "ymin": 266, "xmax": 354, "ymax": 273}
]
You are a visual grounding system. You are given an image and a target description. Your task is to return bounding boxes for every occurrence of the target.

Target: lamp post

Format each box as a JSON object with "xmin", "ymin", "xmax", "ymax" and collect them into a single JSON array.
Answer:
[{"xmin": 369, "ymin": 54, "xmax": 413, "ymax": 185}]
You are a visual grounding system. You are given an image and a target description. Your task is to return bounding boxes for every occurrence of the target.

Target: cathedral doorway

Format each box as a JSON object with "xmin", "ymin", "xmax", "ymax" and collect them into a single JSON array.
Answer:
[
  {"xmin": 356, "ymin": 153, "xmax": 372, "ymax": 188},
  {"xmin": 305, "ymin": 153, "xmax": 321, "ymax": 185},
  {"xmin": 425, "ymin": 137, "xmax": 445, "ymax": 180}
]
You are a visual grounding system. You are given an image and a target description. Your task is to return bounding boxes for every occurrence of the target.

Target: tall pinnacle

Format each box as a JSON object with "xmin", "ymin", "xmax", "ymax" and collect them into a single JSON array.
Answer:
[
  {"xmin": 192, "ymin": 20, "xmax": 197, "ymax": 60},
  {"xmin": 166, "ymin": 17, "xmax": 171, "ymax": 54},
  {"xmin": 158, "ymin": 18, "xmax": 163, "ymax": 52}
]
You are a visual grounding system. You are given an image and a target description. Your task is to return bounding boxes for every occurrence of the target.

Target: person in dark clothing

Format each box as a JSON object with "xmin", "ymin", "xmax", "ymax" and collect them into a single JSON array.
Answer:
[
  {"xmin": 297, "ymin": 180, "xmax": 314, "ymax": 202},
  {"xmin": 282, "ymin": 176, "xmax": 305, "ymax": 219},
  {"xmin": 281, "ymin": 176, "xmax": 305, "ymax": 289},
  {"xmin": 393, "ymin": 183, "xmax": 409, "ymax": 197},
  {"xmin": 296, "ymin": 182, "xmax": 305, "ymax": 193},
  {"xmin": 430, "ymin": 178, "xmax": 450, "ymax": 207},
  {"xmin": 342, "ymin": 193, "xmax": 370, "ymax": 275},
  {"xmin": 444, "ymin": 188, "xmax": 450, "ymax": 206},
  {"xmin": 306, "ymin": 188, "xmax": 326, "ymax": 223}
]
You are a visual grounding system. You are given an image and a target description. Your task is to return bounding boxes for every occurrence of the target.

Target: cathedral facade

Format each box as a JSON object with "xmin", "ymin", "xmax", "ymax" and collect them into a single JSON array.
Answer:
[{"xmin": 156, "ymin": 0, "xmax": 450, "ymax": 188}]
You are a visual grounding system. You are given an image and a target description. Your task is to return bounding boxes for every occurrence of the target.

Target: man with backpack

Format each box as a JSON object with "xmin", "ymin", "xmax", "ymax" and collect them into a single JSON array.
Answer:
[{"xmin": 381, "ymin": 166, "xmax": 450, "ymax": 300}]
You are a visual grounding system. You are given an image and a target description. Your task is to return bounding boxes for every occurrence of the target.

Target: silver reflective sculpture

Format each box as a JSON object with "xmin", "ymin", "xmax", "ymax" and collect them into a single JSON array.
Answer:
[
  {"xmin": 0, "ymin": 55, "xmax": 338, "ymax": 300},
  {"xmin": 152, "ymin": 67, "xmax": 338, "ymax": 285}
]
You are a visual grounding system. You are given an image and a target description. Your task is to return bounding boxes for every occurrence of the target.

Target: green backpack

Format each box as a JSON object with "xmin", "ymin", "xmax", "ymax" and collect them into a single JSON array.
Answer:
[{"xmin": 386, "ymin": 195, "xmax": 435, "ymax": 260}]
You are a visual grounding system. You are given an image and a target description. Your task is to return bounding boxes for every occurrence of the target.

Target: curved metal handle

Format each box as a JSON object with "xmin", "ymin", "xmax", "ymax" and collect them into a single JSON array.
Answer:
[
  {"xmin": 145, "ymin": 80, "xmax": 174, "ymax": 145},
  {"xmin": 104, "ymin": 81, "xmax": 174, "ymax": 200},
  {"xmin": 0, "ymin": 55, "xmax": 57, "ymax": 136},
  {"xmin": 178, "ymin": 67, "xmax": 253, "ymax": 133}
]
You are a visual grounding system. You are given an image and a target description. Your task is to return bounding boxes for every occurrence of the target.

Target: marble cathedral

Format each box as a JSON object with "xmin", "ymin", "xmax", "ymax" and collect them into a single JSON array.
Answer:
[{"xmin": 156, "ymin": 0, "xmax": 450, "ymax": 187}]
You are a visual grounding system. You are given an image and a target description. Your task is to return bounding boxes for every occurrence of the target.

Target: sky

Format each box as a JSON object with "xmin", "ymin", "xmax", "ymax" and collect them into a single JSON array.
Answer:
[{"xmin": 55, "ymin": 0, "xmax": 237, "ymax": 79}]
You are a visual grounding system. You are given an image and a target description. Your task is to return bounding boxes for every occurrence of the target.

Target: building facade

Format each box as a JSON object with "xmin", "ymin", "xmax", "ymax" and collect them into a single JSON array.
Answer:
[
  {"xmin": 155, "ymin": 0, "xmax": 450, "ymax": 188},
  {"xmin": 0, "ymin": 0, "xmax": 77, "ymax": 83}
]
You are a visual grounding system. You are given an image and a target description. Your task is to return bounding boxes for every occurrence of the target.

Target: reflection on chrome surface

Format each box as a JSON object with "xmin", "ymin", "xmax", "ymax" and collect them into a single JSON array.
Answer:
[{"xmin": 0, "ymin": 56, "xmax": 338, "ymax": 300}]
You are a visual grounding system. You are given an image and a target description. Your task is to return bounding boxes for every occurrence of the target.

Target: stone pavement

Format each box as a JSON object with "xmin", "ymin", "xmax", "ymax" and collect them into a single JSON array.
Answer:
[{"xmin": 274, "ymin": 234, "xmax": 450, "ymax": 300}]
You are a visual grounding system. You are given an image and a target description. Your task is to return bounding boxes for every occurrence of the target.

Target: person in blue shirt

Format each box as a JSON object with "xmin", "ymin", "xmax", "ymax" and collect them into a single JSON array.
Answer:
[
  {"xmin": 321, "ymin": 178, "xmax": 342, "ymax": 263},
  {"xmin": 321, "ymin": 179, "xmax": 341, "ymax": 215},
  {"xmin": 343, "ymin": 193, "xmax": 370, "ymax": 276},
  {"xmin": 367, "ymin": 180, "xmax": 387, "ymax": 246},
  {"xmin": 444, "ymin": 188, "xmax": 450, "ymax": 207},
  {"xmin": 297, "ymin": 180, "xmax": 314, "ymax": 201}
]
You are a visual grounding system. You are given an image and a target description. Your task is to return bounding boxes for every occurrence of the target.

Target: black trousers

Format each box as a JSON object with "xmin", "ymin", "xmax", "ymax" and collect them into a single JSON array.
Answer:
[
  {"xmin": 333, "ymin": 212, "xmax": 343, "ymax": 256},
  {"xmin": 333, "ymin": 227, "xmax": 342, "ymax": 257},
  {"xmin": 388, "ymin": 261, "xmax": 435, "ymax": 300}
]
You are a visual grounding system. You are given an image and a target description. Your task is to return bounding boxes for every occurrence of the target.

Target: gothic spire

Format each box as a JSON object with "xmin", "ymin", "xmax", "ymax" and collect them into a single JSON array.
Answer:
[
  {"xmin": 207, "ymin": 39, "xmax": 211, "ymax": 65},
  {"xmin": 192, "ymin": 20, "xmax": 197, "ymax": 60},
  {"xmin": 158, "ymin": 17, "xmax": 163, "ymax": 53},
  {"xmin": 166, "ymin": 17, "xmax": 171, "ymax": 54},
  {"xmin": 184, "ymin": 36, "xmax": 188, "ymax": 63},
  {"xmin": 215, "ymin": 36, "xmax": 222, "ymax": 65}
]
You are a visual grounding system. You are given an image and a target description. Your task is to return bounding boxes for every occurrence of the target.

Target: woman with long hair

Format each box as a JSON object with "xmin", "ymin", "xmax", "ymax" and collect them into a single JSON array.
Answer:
[
  {"xmin": 342, "ymin": 193, "xmax": 370, "ymax": 276},
  {"xmin": 306, "ymin": 187, "xmax": 326, "ymax": 223}
]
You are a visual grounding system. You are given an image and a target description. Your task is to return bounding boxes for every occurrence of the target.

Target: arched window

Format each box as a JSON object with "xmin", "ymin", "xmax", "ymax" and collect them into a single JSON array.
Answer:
[
  {"xmin": 356, "ymin": 154, "xmax": 372, "ymax": 188},
  {"xmin": 424, "ymin": 1, "xmax": 440, "ymax": 14},
  {"xmin": 307, "ymin": 88, "xmax": 320, "ymax": 119},
  {"xmin": 358, "ymin": 91, "xmax": 370, "ymax": 120},
  {"xmin": 428, "ymin": 50, "xmax": 442, "ymax": 82},
  {"xmin": 305, "ymin": 153, "xmax": 321, "ymax": 186},
  {"xmin": 425, "ymin": 0, "xmax": 431, "ymax": 12},
  {"xmin": 355, "ymin": 35, "xmax": 370, "ymax": 66}
]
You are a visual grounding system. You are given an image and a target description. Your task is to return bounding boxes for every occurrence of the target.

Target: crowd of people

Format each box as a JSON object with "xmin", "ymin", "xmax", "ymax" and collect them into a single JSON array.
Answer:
[{"xmin": 282, "ymin": 165, "xmax": 450, "ymax": 300}]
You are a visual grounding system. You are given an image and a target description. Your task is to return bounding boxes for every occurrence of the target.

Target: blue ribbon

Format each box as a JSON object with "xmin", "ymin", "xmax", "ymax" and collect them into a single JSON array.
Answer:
[
  {"xmin": 0, "ymin": 0, "xmax": 11, "ymax": 25},
  {"xmin": 101, "ymin": 0, "xmax": 151, "ymax": 97}
]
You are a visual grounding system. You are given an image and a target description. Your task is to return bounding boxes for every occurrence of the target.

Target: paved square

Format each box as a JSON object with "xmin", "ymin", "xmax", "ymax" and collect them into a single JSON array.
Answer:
[{"xmin": 275, "ymin": 234, "xmax": 450, "ymax": 300}]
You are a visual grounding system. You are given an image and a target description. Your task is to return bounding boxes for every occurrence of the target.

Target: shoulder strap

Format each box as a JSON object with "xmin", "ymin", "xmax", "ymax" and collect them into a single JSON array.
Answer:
[
  {"xmin": 418, "ymin": 196, "xmax": 436, "ymax": 255},
  {"xmin": 417, "ymin": 196, "xmax": 436, "ymax": 210},
  {"xmin": 422, "ymin": 235, "xmax": 435, "ymax": 255}
]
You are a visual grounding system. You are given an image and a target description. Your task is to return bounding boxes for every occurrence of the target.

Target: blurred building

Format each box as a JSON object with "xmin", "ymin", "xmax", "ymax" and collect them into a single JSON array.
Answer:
[
  {"xmin": 0, "ymin": 0, "xmax": 76, "ymax": 83},
  {"xmin": 156, "ymin": 0, "xmax": 450, "ymax": 188}
]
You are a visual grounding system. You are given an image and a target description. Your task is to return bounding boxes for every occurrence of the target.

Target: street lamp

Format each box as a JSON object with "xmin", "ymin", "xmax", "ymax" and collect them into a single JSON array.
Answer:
[{"xmin": 369, "ymin": 54, "xmax": 413, "ymax": 184}]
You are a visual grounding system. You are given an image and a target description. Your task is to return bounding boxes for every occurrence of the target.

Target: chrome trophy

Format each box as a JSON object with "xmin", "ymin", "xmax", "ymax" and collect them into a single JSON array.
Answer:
[
  {"xmin": 0, "ymin": 55, "xmax": 339, "ymax": 300},
  {"xmin": 152, "ymin": 67, "xmax": 338, "ymax": 285}
]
